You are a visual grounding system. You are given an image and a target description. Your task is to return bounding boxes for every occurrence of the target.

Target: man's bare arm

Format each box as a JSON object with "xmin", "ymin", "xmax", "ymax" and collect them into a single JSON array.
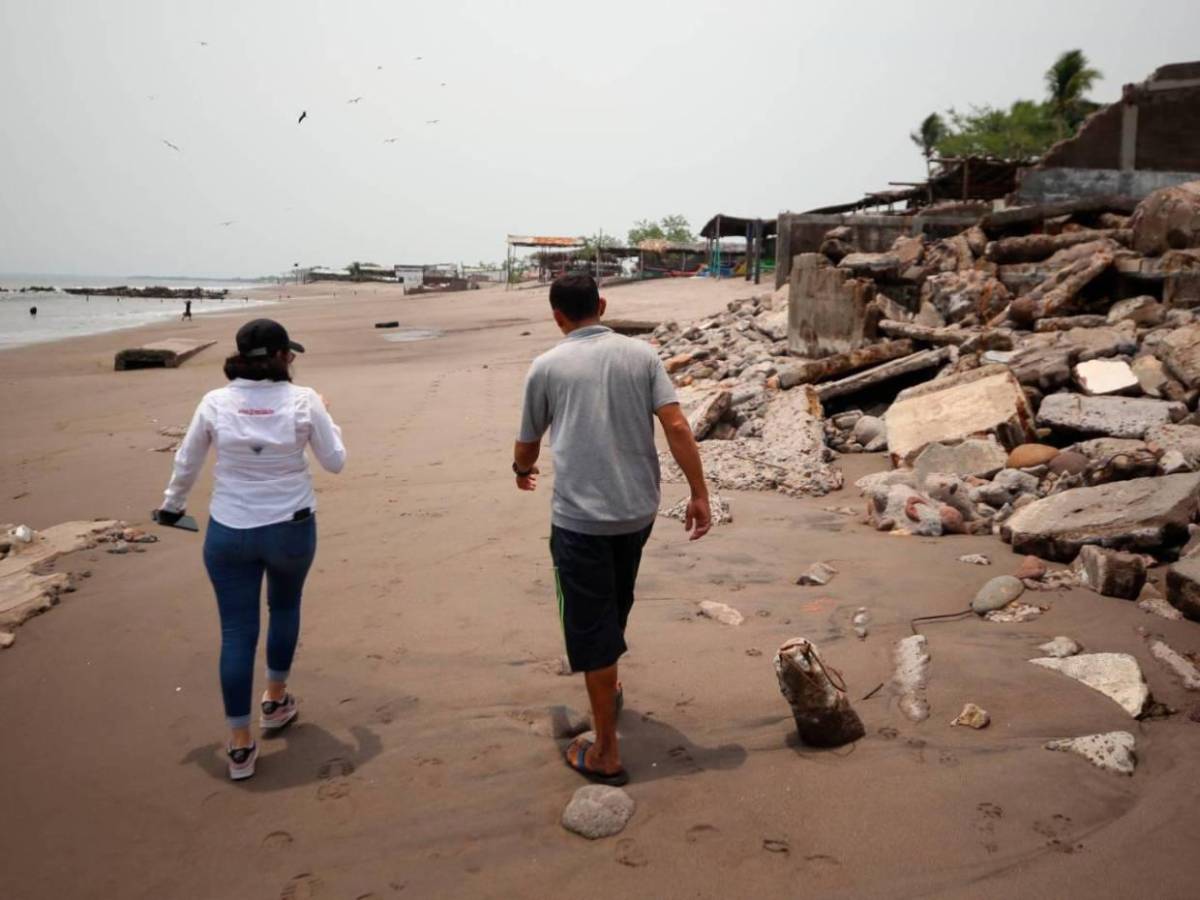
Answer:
[
  {"xmin": 655, "ymin": 403, "xmax": 711, "ymax": 540},
  {"xmin": 513, "ymin": 439, "xmax": 541, "ymax": 491}
]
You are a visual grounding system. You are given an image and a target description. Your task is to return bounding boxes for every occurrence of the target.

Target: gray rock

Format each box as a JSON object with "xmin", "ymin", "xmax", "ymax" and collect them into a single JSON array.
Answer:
[
  {"xmin": 1166, "ymin": 555, "xmax": 1200, "ymax": 621},
  {"xmin": 796, "ymin": 561, "xmax": 837, "ymax": 586},
  {"xmin": 1037, "ymin": 393, "xmax": 1186, "ymax": 439},
  {"xmin": 869, "ymin": 484, "xmax": 943, "ymax": 536},
  {"xmin": 914, "ymin": 438, "xmax": 1008, "ymax": 484},
  {"xmin": 1045, "ymin": 732, "xmax": 1136, "ymax": 776},
  {"xmin": 1030, "ymin": 653, "xmax": 1150, "ymax": 717},
  {"xmin": 1003, "ymin": 473, "xmax": 1200, "ymax": 561},
  {"xmin": 562, "ymin": 785, "xmax": 636, "ymax": 839},
  {"xmin": 1145, "ymin": 423, "xmax": 1200, "ymax": 470},
  {"xmin": 1107, "ymin": 295, "xmax": 1165, "ymax": 327},
  {"xmin": 1131, "ymin": 355, "xmax": 1169, "ymax": 398},
  {"xmin": 1037, "ymin": 636, "xmax": 1082, "ymax": 658},
  {"xmin": 1160, "ymin": 449, "xmax": 1191, "ymax": 474},
  {"xmin": 972, "ymin": 575, "xmax": 1025, "ymax": 614},
  {"xmin": 1075, "ymin": 545, "xmax": 1147, "ymax": 599},
  {"xmin": 958, "ymin": 553, "xmax": 991, "ymax": 566},
  {"xmin": 852, "ymin": 415, "xmax": 886, "ymax": 447},
  {"xmin": 926, "ymin": 473, "xmax": 975, "ymax": 520}
]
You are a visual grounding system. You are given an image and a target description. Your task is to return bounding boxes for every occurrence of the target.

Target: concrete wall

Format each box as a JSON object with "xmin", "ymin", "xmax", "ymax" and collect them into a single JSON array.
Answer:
[
  {"xmin": 1016, "ymin": 167, "xmax": 1200, "ymax": 205},
  {"xmin": 775, "ymin": 212, "xmax": 981, "ymax": 288}
]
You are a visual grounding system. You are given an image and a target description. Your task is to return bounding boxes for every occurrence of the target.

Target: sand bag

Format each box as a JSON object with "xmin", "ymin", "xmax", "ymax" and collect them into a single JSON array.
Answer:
[{"xmin": 774, "ymin": 638, "xmax": 866, "ymax": 747}]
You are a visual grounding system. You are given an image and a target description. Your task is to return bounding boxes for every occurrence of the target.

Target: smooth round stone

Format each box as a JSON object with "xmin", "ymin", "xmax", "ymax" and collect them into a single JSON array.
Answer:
[
  {"xmin": 1048, "ymin": 450, "xmax": 1089, "ymax": 476},
  {"xmin": 972, "ymin": 575, "xmax": 1026, "ymax": 615},
  {"xmin": 1008, "ymin": 443, "xmax": 1059, "ymax": 469}
]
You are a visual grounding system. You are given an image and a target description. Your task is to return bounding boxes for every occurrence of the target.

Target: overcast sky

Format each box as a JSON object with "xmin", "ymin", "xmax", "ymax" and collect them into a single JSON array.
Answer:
[{"xmin": 1, "ymin": 0, "xmax": 1197, "ymax": 278}]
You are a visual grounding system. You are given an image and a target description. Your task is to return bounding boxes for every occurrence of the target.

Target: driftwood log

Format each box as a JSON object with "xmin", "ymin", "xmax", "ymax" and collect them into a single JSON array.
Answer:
[
  {"xmin": 777, "ymin": 340, "xmax": 913, "ymax": 389},
  {"xmin": 774, "ymin": 638, "xmax": 865, "ymax": 747}
]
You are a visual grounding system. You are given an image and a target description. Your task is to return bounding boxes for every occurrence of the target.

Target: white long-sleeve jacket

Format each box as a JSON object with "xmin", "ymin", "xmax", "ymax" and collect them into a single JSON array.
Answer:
[{"xmin": 162, "ymin": 379, "xmax": 346, "ymax": 528}]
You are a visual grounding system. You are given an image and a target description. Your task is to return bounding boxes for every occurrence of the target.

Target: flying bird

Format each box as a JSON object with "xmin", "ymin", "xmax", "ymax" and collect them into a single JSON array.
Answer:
[
  {"xmin": 440, "ymin": 82, "xmax": 446, "ymax": 87},
  {"xmin": 297, "ymin": 110, "xmax": 307, "ymax": 124},
  {"xmin": 218, "ymin": 220, "xmax": 236, "ymax": 227},
  {"xmin": 162, "ymin": 139, "xmax": 181, "ymax": 152},
  {"xmin": 425, "ymin": 119, "xmax": 439, "ymax": 125},
  {"xmin": 199, "ymin": 41, "xmax": 208, "ymax": 47},
  {"xmin": 347, "ymin": 96, "xmax": 363, "ymax": 104},
  {"xmin": 413, "ymin": 56, "xmax": 423, "ymax": 61},
  {"xmin": 383, "ymin": 137, "xmax": 398, "ymax": 144}
]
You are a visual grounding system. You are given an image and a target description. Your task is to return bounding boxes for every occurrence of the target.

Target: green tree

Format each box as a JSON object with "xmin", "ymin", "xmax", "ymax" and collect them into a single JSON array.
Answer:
[
  {"xmin": 1045, "ymin": 49, "xmax": 1102, "ymax": 136},
  {"xmin": 935, "ymin": 100, "xmax": 1058, "ymax": 161},
  {"xmin": 910, "ymin": 112, "xmax": 946, "ymax": 161},
  {"xmin": 627, "ymin": 219, "xmax": 665, "ymax": 244},
  {"xmin": 628, "ymin": 215, "xmax": 694, "ymax": 245},
  {"xmin": 347, "ymin": 261, "xmax": 363, "ymax": 281}
]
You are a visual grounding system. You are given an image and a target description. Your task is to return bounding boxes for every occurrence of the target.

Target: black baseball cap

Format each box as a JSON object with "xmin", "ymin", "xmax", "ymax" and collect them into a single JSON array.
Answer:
[{"xmin": 235, "ymin": 319, "xmax": 305, "ymax": 357}]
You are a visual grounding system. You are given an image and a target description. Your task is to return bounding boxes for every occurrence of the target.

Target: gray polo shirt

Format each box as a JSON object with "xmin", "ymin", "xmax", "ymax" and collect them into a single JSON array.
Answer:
[{"xmin": 519, "ymin": 324, "xmax": 678, "ymax": 535}]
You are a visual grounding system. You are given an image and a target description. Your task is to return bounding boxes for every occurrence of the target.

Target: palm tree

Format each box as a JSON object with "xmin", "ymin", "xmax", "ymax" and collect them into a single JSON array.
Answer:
[
  {"xmin": 910, "ymin": 112, "xmax": 946, "ymax": 165},
  {"xmin": 1045, "ymin": 49, "xmax": 1102, "ymax": 137}
]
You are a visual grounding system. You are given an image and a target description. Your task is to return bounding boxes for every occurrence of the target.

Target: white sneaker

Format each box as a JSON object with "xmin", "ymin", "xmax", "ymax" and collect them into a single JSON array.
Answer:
[
  {"xmin": 261, "ymin": 692, "xmax": 298, "ymax": 731},
  {"xmin": 227, "ymin": 743, "xmax": 258, "ymax": 780}
]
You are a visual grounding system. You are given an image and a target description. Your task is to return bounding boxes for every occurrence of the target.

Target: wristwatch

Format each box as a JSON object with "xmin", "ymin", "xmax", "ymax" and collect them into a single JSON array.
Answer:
[{"xmin": 512, "ymin": 461, "xmax": 534, "ymax": 478}]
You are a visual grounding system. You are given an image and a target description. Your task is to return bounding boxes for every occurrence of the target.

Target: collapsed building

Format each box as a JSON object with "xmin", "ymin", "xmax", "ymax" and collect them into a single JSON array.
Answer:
[{"xmin": 648, "ymin": 60, "xmax": 1200, "ymax": 622}]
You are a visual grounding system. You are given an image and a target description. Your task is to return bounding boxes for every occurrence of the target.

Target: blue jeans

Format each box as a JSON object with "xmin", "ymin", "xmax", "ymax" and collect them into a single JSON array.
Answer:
[{"xmin": 203, "ymin": 516, "xmax": 317, "ymax": 728}]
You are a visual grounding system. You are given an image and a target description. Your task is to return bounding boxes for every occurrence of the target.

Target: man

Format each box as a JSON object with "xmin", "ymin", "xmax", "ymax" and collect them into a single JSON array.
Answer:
[{"xmin": 514, "ymin": 273, "xmax": 711, "ymax": 786}]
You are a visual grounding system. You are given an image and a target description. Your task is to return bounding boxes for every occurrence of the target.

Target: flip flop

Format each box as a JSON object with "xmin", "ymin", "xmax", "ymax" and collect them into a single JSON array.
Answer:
[{"xmin": 565, "ymin": 739, "xmax": 629, "ymax": 786}]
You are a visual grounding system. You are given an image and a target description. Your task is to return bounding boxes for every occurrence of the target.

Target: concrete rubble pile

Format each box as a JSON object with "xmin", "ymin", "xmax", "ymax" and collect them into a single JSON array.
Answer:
[{"xmin": 645, "ymin": 180, "xmax": 1200, "ymax": 619}]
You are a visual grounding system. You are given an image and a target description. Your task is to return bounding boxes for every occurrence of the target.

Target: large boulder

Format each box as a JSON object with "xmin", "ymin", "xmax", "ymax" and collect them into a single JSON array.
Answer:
[
  {"xmin": 1036, "ymin": 393, "xmax": 1186, "ymax": 439},
  {"xmin": 885, "ymin": 365, "xmax": 1035, "ymax": 466},
  {"xmin": 1003, "ymin": 473, "xmax": 1200, "ymax": 561},
  {"xmin": 1129, "ymin": 180, "xmax": 1200, "ymax": 256}
]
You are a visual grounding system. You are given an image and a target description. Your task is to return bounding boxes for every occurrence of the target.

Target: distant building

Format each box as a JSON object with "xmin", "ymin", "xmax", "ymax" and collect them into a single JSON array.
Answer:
[{"xmin": 394, "ymin": 265, "xmax": 425, "ymax": 292}]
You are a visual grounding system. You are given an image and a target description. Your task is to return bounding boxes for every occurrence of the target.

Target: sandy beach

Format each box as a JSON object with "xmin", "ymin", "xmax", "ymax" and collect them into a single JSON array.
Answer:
[{"xmin": 2, "ymin": 277, "xmax": 1199, "ymax": 899}]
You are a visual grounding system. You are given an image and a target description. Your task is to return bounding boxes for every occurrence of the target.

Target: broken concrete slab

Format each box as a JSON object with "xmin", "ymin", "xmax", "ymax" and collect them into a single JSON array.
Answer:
[
  {"xmin": 1075, "ymin": 545, "xmax": 1147, "ymax": 599},
  {"xmin": 796, "ymin": 562, "xmax": 837, "ymax": 586},
  {"xmin": 1004, "ymin": 473, "xmax": 1200, "ymax": 562},
  {"xmin": 914, "ymin": 439, "xmax": 1008, "ymax": 484},
  {"xmin": 1158, "ymin": 324, "xmax": 1200, "ymax": 388},
  {"xmin": 1132, "ymin": 355, "xmax": 1171, "ymax": 398},
  {"xmin": 1030, "ymin": 653, "xmax": 1151, "ymax": 718},
  {"xmin": 1145, "ymin": 423, "xmax": 1200, "ymax": 470},
  {"xmin": 1107, "ymin": 295, "xmax": 1165, "ymax": 326},
  {"xmin": 0, "ymin": 520, "xmax": 122, "ymax": 629},
  {"xmin": 1045, "ymin": 732, "xmax": 1136, "ymax": 776},
  {"xmin": 921, "ymin": 269, "xmax": 1012, "ymax": 323},
  {"xmin": 1074, "ymin": 359, "xmax": 1139, "ymax": 396},
  {"xmin": 698, "ymin": 600, "xmax": 743, "ymax": 626},
  {"xmin": 787, "ymin": 254, "xmax": 878, "ymax": 357},
  {"xmin": 885, "ymin": 365, "xmax": 1034, "ymax": 466},
  {"xmin": 1036, "ymin": 393, "xmax": 1186, "ymax": 439},
  {"xmin": 777, "ymin": 340, "xmax": 914, "ymax": 389},
  {"xmin": 815, "ymin": 347, "xmax": 954, "ymax": 404},
  {"xmin": 687, "ymin": 389, "xmax": 732, "ymax": 440},
  {"xmin": 114, "ymin": 339, "xmax": 216, "ymax": 371},
  {"xmin": 659, "ymin": 492, "xmax": 732, "ymax": 527},
  {"xmin": 1166, "ymin": 555, "xmax": 1200, "ymax": 621},
  {"xmin": 1146, "ymin": 638, "xmax": 1200, "ymax": 690},
  {"xmin": 893, "ymin": 635, "xmax": 931, "ymax": 723}
]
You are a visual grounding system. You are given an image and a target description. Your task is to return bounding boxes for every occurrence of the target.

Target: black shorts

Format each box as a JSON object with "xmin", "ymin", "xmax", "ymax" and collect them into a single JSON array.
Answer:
[{"xmin": 550, "ymin": 523, "xmax": 654, "ymax": 673}]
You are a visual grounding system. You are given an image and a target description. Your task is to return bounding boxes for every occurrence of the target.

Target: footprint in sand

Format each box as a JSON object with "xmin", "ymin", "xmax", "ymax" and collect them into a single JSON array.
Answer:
[
  {"xmin": 877, "ymin": 727, "xmax": 899, "ymax": 740},
  {"xmin": 667, "ymin": 745, "xmax": 702, "ymax": 773},
  {"xmin": 1033, "ymin": 814, "xmax": 1083, "ymax": 854},
  {"xmin": 804, "ymin": 854, "xmax": 841, "ymax": 870},
  {"xmin": 906, "ymin": 738, "xmax": 927, "ymax": 763},
  {"xmin": 975, "ymin": 803, "xmax": 1003, "ymax": 854},
  {"xmin": 615, "ymin": 838, "xmax": 648, "ymax": 867},
  {"xmin": 938, "ymin": 750, "xmax": 960, "ymax": 767},
  {"xmin": 317, "ymin": 780, "xmax": 351, "ymax": 801},
  {"xmin": 763, "ymin": 838, "xmax": 790, "ymax": 854},
  {"xmin": 262, "ymin": 830, "xmax": 294, "ymax": 850},
  {"xmin": 685, "ymin": 824, "xmax": 719, "ymax": 844},
  {"xmin": 318, "ymin": 757, "xmax": 355, "ymax": 780},
  {"xmin": 375, "ymin": 696, "xmax": 419, "ymax": 725},
  {"xmin": 280, "ymin": 873, "xmax": 324, "ymax": 900}
]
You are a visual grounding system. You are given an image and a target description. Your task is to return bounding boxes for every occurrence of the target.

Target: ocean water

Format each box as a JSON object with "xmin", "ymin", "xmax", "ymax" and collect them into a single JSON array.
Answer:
[{"xmin": 0, "ymin": 276, "xmax": 278, "ymax": 350}]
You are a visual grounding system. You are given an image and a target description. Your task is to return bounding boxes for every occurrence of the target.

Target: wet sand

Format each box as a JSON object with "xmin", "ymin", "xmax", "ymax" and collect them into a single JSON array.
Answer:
[{"xmin": 1, "ymin": 277, "xmax": 1198, "ymax": 899}]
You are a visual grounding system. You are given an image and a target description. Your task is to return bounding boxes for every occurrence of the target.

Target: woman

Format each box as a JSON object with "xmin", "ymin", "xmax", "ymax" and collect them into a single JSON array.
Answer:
[{"xmin": 156, "ymin": 318, "xmax": 346, "ymax": 780}]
